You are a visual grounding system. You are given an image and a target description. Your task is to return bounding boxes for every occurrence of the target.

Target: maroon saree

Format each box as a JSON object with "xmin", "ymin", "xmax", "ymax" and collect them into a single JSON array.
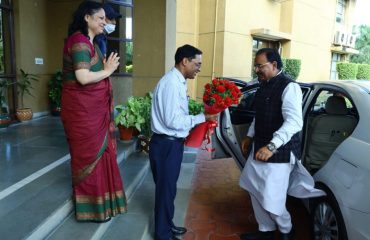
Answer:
[{"xmin": 61, "ymin": 32, "xmax": 127, "ymax": 221}]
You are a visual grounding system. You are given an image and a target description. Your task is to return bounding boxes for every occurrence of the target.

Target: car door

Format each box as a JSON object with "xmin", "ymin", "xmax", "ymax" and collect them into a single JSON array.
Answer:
[
  {"xmin": 213, "ymin": 80, "xmax": 313, "ymax": 169},
  {"xmin": 210, "ymin": 80, "xmax": 256, "ymax": 165}
]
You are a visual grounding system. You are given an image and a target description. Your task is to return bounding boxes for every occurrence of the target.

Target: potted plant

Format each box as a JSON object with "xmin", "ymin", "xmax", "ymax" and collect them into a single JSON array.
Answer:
[
  {"xmin": 0, "ymin": 79, "xmax": 11, "ymax": 128},
  {"xmin": 16, "ymin": 69, "xmax": 39, "ymax": 121},
  {"xmin": 48, "ymin": 70, "xmax": 63, "ymax": 116},
  {"xmin": 114, "ymin": 96, "xmax": 145, "ymax": 141},
  {"xmin": 188, "ymin": 98, "xmax": 204, "ymax": 116},
  {"xmin": 137, "ymin": 92, "xmax": 152, "ymax": 153}
]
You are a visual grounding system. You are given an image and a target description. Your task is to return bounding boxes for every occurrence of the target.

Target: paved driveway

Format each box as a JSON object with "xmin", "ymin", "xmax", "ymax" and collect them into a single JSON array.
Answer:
[{"xmin": 183, "ymin": 151, "xmax": 313, "ymax": 240}]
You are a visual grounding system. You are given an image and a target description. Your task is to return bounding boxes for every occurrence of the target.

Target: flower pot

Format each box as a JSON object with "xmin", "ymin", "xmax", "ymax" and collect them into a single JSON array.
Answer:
[
  {"xmin": 118, "ymin": 125, "xmax": 134, "ymax": 141},
  {"xmin": 16, "ymin": 108, "xmax": 33, "ymax": 121},
  {"xmin": 0, "ymin": 113, "xmax": 11, "ymax": 128},
  {"xmin": 132, "ymin": 128, "xmax": 140, "ymax": 137}
]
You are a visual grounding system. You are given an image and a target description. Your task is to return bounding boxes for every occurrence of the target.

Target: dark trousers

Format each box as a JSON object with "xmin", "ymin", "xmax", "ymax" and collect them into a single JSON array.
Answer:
[{"xmin": 149, "ymin": 134, "xmax": 184, "ymax": 240}]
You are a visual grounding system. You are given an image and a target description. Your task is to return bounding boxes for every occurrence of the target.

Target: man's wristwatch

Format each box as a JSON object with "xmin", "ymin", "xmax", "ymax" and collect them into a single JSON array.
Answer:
[{"xmin": 266, "ymin": 142, "xmax": 277, "ymax": 154}]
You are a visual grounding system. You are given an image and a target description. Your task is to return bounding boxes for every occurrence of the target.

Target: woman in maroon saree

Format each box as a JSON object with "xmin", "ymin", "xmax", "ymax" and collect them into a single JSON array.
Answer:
[{"xmin": 61, "ymin": 1, "xmax": 127, "ymax": 222}]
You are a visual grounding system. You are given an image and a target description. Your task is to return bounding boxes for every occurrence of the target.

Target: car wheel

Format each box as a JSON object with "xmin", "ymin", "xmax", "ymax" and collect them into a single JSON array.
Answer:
[{"xmin": 312, "ymin": 194, "xmax": 348, "ymax": 240}]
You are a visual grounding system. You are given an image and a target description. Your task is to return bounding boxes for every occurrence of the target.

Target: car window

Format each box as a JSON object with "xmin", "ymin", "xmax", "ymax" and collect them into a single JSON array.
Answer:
[
  {"xmin": 239, "ymin": 84, "xmax": 307, "ymax": 112},
  {"xmin": 303, "ymin": 89, "xmax": 359, "ymax": 173},
  {"xmin": 300, "ymin": 86, "xmax": 310, "ymax": 99},
  {"xmin": 308, "ymin": 90, "xmax": 357, "ymax": 117},
  {"xmin": 238, "ymin": 88, "xmax": 257, "ymax": 112}
]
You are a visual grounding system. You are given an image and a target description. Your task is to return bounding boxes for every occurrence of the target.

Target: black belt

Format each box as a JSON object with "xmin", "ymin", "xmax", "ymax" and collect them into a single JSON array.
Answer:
[{"xmin": 152, "ymin": 133, "xmax": 184, "ymax": 141}]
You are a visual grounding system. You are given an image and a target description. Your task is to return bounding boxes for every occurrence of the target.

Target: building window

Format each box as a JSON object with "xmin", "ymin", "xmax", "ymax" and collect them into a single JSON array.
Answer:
[
  {"xmin": 330, "ymin": 53, "xmax": 343, "ymax": 80},
  {"xmin": 251, "ymin": 39, "xmax": 279, "ymax": 78},
  {"xmin": 0, "ymin": 0, "xmax": 16, "ymax": 114},
  {"xmin": 336, "ymin": 0, "xmax": 346, "ymax": 24},
  {"xmin": 105, "ymin": 0, "xmax": 133, "ymax": 76},
  {"xmin": 0, "ymin": 0, "xmax": 14, "ymax": 75}
]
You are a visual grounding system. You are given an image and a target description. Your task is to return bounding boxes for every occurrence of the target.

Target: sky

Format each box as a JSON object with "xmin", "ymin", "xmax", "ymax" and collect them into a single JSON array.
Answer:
[{"xmin": 354, "ymin": 0, "xmax": 370, "ymax": 26}]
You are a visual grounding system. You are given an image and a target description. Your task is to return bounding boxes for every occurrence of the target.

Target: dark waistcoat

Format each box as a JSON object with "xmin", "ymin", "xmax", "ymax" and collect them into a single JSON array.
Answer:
[{"xmin": 254, "ymin": 73, "xmax": 301, "ymax": 163}]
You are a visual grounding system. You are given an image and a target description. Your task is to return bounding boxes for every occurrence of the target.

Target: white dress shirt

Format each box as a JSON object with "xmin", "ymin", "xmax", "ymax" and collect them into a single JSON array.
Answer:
[{"xmin": 151, "ymin": 67, "xmax": 205, "ymax": 138}]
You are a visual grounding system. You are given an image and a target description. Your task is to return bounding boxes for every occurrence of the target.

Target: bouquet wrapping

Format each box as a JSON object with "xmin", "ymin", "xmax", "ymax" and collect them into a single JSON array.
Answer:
[{"xmin": 185, "ymin": 79, "xmax": 242, "ymax": 148}]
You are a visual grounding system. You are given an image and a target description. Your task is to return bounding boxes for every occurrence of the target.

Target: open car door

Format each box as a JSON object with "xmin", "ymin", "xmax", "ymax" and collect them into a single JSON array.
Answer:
[{"xmin": 212, "ymin": 79, "xmax": 259, "ymax": 168}]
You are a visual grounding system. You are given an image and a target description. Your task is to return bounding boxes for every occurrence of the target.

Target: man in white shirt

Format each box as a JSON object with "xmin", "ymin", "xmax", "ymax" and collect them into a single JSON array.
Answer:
[
  {"xmin": 239, "ymin": 48, "xmax": 324, "ymax": 240},
  {"xmin": 149, "ymin": 44, "xmax": 217, "ymax": 240}
]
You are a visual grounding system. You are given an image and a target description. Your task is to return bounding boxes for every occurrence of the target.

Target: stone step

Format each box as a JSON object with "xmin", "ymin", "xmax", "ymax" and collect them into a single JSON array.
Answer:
[
  {"xmin": 101, "ymin": 148, "xmax": 198, "ymax": 240},
  {"xmin": 0, "ymin": 162, "xmax": 72, "ymax": 240},
  {"xmin": 45, "ymin": 151, "xmax": 149, "ymax": 240},
  {"xmin": 0, "ymin": 135, "xmax": 138, "ymax": 240}
]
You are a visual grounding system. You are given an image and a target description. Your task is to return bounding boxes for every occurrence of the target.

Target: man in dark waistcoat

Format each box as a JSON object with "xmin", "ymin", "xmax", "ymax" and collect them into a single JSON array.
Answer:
[{"xmin": 238, "ymin": 48, "xmax": 303, "ymax": 240}]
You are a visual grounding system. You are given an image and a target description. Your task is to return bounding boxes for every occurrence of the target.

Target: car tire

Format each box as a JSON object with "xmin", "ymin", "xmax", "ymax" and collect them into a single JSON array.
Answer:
[{"xmin": 311, "ymin": 193, "xmax": 348, "ymax": 240}]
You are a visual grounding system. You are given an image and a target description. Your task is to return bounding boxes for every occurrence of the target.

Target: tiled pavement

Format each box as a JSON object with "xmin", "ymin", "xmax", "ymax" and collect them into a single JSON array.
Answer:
[{"xmin": 183, "ymin": 149, "xmax": 313, "ymax": 240}]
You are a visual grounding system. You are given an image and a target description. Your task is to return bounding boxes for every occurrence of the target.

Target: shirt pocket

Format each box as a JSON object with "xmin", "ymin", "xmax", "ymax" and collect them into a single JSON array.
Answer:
[{"xmin": 178, "ymin": 90, "xmax": 189, "ymax": 114}]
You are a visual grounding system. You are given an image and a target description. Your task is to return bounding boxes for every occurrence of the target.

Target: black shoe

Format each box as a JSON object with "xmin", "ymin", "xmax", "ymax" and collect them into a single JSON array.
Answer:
[
  {"xmin": 280, "ymin": 227, "xmax": 294, "ymax": 240},
  {"xmin": 171, "ymin": 226, "xmax": 187, "ymax": 235},
  {"xmin": 240, "ymin": 230, "xmax": 275, "ymax": 240}
]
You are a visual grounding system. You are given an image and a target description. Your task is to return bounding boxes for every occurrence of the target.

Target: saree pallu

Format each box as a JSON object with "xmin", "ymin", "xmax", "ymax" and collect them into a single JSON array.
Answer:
[{"xmin": 61, "ymin": 32, "xmax": 127, "ymax": 221}]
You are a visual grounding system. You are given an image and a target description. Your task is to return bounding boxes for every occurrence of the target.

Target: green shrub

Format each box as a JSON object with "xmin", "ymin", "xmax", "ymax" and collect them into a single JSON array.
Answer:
[
  {"xmin": 336, "ymin": 62, "xmax": 358, "ymax": 80},
  {"xmin": 18, "ymin": 69, "xmax": 39, "ymax": 108},
  {"xmin": 282, "ymin": 58, "xmax": 301, "ymax": 80},
  {"xmin": 188, "ymin": 99, "xmax": 204, "ymax": 115},
  {"xmin": 356, "ymin": 64, "xmax": 370, "ymax": 79},
  {"xmin": 0, "ymin": 79, "xmax": 9, "ymax": 114},
  {"xmin": 126, "ymin": 64, "xmax": 133, "ymax": 73},
  {"xmin": 48, "ymin": 70, "xmax": 63, "ymax": 109},
  {"xmin": 115, "ymin": 96, "xmax": 145, "ymax": 131},
  {"xmin": 139, "ymin": 92, "xmax": 153, "ymax": 138},
  {"xmin": 114, "ymin": 92, "xmax": 152, "ymax": 138}
]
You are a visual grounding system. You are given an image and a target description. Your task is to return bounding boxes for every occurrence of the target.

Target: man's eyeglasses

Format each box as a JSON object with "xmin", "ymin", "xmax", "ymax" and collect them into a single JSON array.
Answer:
[
  {"xmin": 254, "ymin": 62, "xmax": 270, "ymax": 70},
  {"xmin": 190, "ymin": 59, "xmax": 202, "ymax": 68}
]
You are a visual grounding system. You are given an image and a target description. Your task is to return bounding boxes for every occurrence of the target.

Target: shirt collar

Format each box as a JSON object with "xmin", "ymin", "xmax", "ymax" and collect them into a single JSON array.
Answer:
[
  {"xmin": 172, "ymin": 67, "xmax": 187, "ymax": 85},
  {"xmin": 266, "ymin": 70, "xmax": 283, "ymax": 83},
  {"xmin": 261, "ymin": 70, "xmax": 284, "ymax": 87}
]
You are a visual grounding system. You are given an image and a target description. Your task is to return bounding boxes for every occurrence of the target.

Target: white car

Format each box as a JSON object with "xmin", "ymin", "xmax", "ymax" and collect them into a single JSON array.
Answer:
[{"xmin": 213, "ymin": 79, "xmax": 370, "ymax": 240}]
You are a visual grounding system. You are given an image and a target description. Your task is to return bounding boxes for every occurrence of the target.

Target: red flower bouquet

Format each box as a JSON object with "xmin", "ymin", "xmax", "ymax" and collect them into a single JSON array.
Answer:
[
  {"xmin": 185, "ymin": 78, "xmax": 242, "ymax": 148},
  {"xmin": 203, "ymin": 79, "xmax": 242, "ymax": 114}
]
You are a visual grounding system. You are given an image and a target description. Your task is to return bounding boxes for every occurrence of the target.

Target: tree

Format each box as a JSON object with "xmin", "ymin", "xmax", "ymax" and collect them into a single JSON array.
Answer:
[{"xmin": 350, "ymin": 25, "xmax": 370, "ymax": 64}]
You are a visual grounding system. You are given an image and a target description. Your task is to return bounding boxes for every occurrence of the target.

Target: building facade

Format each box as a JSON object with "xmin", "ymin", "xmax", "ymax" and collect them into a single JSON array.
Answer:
[{"xmin": 0, "ymin": 0, "xmax": 358, "ymax": 117}]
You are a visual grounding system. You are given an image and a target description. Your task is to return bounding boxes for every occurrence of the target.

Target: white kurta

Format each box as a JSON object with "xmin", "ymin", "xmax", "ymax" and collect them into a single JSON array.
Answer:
[{"xmin": 239, "ymin": 81, "xmax": 325, "ymax": 216}]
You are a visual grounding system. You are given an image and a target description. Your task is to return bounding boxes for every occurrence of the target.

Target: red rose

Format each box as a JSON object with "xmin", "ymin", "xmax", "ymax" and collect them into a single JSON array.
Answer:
[
  {"xmin": 231, "ymin": 91, "xmax": 238, "ymax": 97},
  {"xmin": 216, "ymin": 85, "xmax": 226, "ymax": 93},
  {"xmin": 225, "ymin": 97, "xmax": 232, "ymax": 106}
]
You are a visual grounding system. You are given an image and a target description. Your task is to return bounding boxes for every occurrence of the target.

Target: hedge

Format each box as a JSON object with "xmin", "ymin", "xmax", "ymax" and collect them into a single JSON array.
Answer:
[
  {"xmin": 336, "ymin": 62, "xmax": 358, "ymax": 80},
  {"xmin": 126, "ymin": 64, "xmax": 133, "ymax": 73},
  {"xmin": 356, "ymin": 64, "xmax": 370, "ymax": 79},
  {"xmin": 282, "ymin": 58, "xmax": 301, "ymax": 80}
]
